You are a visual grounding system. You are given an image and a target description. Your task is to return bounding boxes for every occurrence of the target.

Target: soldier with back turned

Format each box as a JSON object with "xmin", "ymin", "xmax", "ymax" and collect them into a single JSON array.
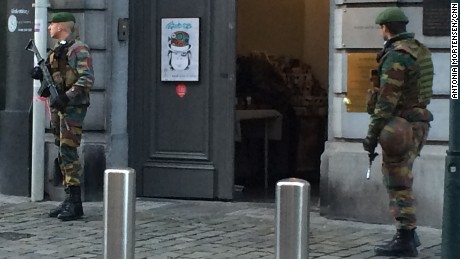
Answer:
[{"xmin": 363, "ymin": 7, "xmax": 434, "ymax": 257}]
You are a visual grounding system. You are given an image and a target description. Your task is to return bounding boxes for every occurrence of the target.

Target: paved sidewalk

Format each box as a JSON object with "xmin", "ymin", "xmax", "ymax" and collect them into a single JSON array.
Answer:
[{"xmin": 0, "ymin": 194, "xmax": 441, "ymax": 259}]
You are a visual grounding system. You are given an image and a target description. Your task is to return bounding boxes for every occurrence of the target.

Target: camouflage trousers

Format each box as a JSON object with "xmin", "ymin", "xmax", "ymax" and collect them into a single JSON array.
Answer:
[
  {"xmin": 382, "ymin": 121, "xmax": 429, "ymax": 230},
  {"xmin": 51, "ymin": 106, "xmax": 87, "ymax": 187}
]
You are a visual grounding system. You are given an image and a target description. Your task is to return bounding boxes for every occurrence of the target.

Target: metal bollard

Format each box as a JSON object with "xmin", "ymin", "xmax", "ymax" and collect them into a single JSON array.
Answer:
[
  {"xmin": 103, "ymin": 168, "xmax": 136, "ymax": 259},
  {"xmin": 275, "ymin": 178, "xmax": 310, "ymax": 259}
]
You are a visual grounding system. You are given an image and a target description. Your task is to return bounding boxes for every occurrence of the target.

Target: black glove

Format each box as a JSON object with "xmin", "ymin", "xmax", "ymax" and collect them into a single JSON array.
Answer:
[
  {"xmin": 363, "ymin": 134, "xmax": 378, "ymax": 154},
  {"xmin": 30, "ymin": 66, "xmax": 43, "ymax": 80},
  {"xmin": 40, "ymin": 88, "xmax": 51, "ymax": 98},
  {"xmin": 50, "ymin": 94, "xmax": 70, "ymax": 112}
]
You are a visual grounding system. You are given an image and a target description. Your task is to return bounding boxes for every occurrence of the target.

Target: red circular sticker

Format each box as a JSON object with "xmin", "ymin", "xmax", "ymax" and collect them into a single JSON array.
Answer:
[{"xmin": 176, "ymin": 83, "xmax": 187, "ymax": 98}]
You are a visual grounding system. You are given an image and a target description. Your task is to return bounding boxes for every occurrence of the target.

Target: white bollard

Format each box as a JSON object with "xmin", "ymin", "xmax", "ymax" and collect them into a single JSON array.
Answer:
[
  {"xmin": 275, "ymin": 178, "xmax": 310, "ymax": 259},
  {"xmin": 103, "ymin": 168, "xmax": 136, "ymax": 259}
]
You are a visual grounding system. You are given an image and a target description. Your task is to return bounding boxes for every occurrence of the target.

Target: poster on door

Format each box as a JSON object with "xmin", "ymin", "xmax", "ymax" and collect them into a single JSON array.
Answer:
[{"xmin": 161, "ymin": 18, "xmax": 200, "ymax": 81}]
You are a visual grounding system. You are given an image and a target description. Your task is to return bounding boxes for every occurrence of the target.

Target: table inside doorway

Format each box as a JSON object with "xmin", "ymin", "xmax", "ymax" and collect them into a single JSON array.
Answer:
[{"xmin": 235, "ymin": 109, "xmax": 283, "ymax": 193}]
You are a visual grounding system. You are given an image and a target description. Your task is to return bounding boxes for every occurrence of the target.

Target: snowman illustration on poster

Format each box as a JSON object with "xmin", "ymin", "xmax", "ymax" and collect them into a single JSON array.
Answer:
[{"xmin": 161, "ymin": 18, "xmax": 200, "ymax": 81}]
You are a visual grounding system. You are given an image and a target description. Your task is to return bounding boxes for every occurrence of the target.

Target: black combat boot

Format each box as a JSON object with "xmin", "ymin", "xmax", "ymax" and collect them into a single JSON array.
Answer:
[
  {"xmin": 57, "ymin": 186, "xmax": 84, "ymax": 221},
  {"xmin": 49, "ymin": 187, "xmax": 70, "ymax": 218},
  {"xmin": 374, "ymin": 229, "xmax": 418, "ymax": 257},
  {"xmin": 382, "ymin": 227, "xmax": 421, "ymax": 247}
]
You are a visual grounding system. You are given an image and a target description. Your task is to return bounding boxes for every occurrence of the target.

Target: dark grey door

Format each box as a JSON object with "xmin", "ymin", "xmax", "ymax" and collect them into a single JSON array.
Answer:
[{"xmin": 129, "ymin": 0, "xmax": 236, "ymax": 199}]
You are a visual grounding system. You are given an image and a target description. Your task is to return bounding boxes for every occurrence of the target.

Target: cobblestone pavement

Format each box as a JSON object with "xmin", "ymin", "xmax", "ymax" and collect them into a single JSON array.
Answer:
[{"xmin": 0, "ymin": 194, "xmax": 441, "ymax": 259}]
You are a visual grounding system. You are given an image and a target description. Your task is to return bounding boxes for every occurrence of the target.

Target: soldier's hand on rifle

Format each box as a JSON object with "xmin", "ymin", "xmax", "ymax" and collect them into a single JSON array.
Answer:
[
  {"xmin": 30, "ymin": 66, "xmax": 43, "ymax": 80},
  {"xmin": 363, "ymin": 134, "xmax": 378, "ymax": 154},
  {"xmin": 50, "ymin": 94, "xmax": 70, "ymax": 112},
  {"xmin": 39, "ymin": 88, "xmax": 51, "ymax": 98}
]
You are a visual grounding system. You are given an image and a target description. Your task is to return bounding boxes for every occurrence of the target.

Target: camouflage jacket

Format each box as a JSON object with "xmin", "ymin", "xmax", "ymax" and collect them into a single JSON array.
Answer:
[
  {"xmin": 367, "ymin": 32, "xmax": 433, "ymax": 138},
  {"xmin": 48, "ymin": 33, "xmax": 94, "ymax": 107}
]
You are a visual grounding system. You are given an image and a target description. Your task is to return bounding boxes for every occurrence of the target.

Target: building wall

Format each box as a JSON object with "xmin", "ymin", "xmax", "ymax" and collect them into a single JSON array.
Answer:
[
  {"xmin": 237, "ymin": 0, "xmax": 305, "ymax": 58},
  {"xmin": 322, "ymin": 0, "xmax": 449, "ymax": 229},
  {"xmin": 237, "ymin": 0, "xmax": 330, "ymax": 90},
  {"xmin": 0, "ymin": 0, "xmax": 34, "ymax": 196},
  {"xmin": 303, "ymin": 0, "xmax": 330, "ymax": 90},
  {"xmin": 0, "ymin": 0, "xmax": 6, "ymax": 111}
]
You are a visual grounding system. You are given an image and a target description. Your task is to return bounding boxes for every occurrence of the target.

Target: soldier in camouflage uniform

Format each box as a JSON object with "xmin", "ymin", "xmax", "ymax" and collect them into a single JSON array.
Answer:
[
  {"xmin": 31, "ymin": 12, "xmax": 94, "ymax": 221},
  {"xmin": 363, "ymin": 7, "xmax": 433, "ymax": 257}
]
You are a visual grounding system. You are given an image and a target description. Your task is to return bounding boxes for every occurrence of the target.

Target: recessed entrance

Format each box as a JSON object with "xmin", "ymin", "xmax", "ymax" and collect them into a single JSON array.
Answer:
[{"xmin": 233, "ymin": 0, "xmax": 329, "ymax": 204}]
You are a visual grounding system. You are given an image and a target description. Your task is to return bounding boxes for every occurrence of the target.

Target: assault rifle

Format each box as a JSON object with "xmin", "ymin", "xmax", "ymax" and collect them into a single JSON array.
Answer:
[{"xmin": 25, "ymin": 39, "xmax": 59, "ymax": 101}]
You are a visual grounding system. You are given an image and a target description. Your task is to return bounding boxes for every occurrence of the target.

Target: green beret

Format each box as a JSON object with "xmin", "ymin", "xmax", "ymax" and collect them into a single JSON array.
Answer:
[
  {"xmin": 49, "ymin": 12, "xmax": 76, "ymax": 23},
  {"xmin": 375, "ymin": 7, "xmax": 408, "ymax": 25}
]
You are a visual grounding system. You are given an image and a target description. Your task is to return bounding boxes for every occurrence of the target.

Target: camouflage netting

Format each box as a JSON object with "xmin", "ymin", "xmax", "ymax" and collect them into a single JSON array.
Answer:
[
  {"xmin": 236, "ymin": 52, "xmax": 327, "ymax": 114},
  {"xmin": 236, "ymin": 52, "xmax": 292, "ymax": 112}
]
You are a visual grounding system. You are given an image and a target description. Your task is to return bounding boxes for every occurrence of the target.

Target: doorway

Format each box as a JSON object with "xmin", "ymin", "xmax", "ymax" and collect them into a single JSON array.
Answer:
[
  {"xmin": 128, "ymin": 0, "xmax": 236, "ymax": 200},
  {"xmin": 233, "ymin": 0, "xmax": 330, "ymax": 204}
]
